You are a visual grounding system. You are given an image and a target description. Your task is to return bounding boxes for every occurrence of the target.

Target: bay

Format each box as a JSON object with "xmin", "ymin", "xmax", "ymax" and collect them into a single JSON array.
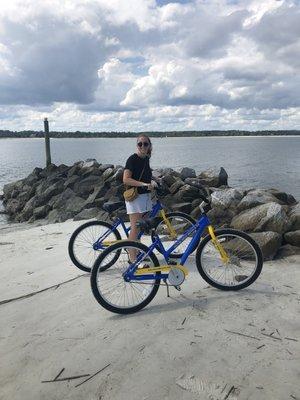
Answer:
[{"xmin": 0, "ymin": 136, "xmax": 299, "ymax": 224}]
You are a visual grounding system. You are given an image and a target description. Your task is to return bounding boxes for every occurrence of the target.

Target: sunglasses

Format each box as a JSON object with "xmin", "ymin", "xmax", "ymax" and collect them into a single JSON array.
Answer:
[{"xmin": 137, "ymin": 142, "xmax": 149, "ymax": 148}]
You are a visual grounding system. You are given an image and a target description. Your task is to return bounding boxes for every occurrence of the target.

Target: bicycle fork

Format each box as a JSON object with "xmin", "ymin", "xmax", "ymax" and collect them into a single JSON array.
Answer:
[{"xmin": 207, "ymin": 225, "xmax": 229, "ymax": 263}]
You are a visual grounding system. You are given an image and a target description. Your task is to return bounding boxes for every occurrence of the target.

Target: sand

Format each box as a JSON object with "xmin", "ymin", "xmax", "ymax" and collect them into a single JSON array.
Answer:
[{"xmin": 0, "ymin": 220, "xmax": 299, "ymax": 400}]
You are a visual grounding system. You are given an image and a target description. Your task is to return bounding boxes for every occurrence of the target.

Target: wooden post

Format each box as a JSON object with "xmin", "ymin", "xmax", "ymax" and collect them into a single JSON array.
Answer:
[{"xmin": 44, "ymin": 117, "xmax": 51, "ymax": 167}]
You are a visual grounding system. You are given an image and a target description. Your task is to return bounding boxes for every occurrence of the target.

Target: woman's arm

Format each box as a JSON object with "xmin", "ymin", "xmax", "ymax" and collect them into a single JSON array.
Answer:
[{"xmin": 123, "ymin": 169, "xmax": 152, "ymax": 189}]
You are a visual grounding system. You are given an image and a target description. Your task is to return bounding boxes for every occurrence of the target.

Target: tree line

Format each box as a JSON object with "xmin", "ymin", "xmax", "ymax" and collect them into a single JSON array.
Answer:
[{"xmin": 0, "ymin": 129, "xmax": 299, "ymax": 138}]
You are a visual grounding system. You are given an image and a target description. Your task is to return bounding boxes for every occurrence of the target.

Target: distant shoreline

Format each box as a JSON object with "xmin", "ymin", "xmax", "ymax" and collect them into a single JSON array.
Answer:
[{"xmin": 0, "ymin": 129, "xmax": 299, "ymax": 139}]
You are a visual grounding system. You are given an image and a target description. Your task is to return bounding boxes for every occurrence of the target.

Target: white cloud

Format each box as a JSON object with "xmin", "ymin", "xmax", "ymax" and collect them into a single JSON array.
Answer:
[{"xmin": 0, "ymin": 0, "xmax": 299, "ymax": 130}]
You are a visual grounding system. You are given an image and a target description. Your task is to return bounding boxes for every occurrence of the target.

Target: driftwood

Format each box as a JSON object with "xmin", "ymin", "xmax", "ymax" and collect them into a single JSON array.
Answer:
[
  {"xmin": 224, "ymin": 329, "xmax": 260, "ymax": 341},
  {"xmin": 75, "ymin": 363, "xmax": 111, "ymax": 388}
]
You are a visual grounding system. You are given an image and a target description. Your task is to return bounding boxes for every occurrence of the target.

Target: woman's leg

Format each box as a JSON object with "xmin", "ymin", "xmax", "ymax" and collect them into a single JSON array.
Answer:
[{"xmin": 128, "ymin": 212, "xmax": 143, "ymax": 261}]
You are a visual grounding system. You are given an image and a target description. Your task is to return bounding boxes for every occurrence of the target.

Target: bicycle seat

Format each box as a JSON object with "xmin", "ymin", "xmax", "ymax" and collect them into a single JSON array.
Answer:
[{"xmin": 136, "ymin": 218, "xmax": 159, "ymax": 233}]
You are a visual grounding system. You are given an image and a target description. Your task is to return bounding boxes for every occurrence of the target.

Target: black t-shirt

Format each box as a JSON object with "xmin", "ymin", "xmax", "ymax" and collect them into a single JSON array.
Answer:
[{"xmin": 125, "ymin": 153, "xmax": 152, "ymax": 194}]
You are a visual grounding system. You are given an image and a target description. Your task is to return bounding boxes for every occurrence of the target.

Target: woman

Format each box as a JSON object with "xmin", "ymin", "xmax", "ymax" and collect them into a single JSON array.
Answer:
[{"xmin": 123, "ymin": 134, "xmax": 157, "ymax": 246}]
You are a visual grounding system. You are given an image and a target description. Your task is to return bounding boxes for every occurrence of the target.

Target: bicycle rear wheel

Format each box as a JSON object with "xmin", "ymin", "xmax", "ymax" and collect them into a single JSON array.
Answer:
[
  {"xmin": 151, "ymin": 212, "xmax": 197, "ymax": 258},
  {"xmin": 91, "ymin": 241, "xmax": 161, "ymax": 314},
  {"xmin": 68, "ymin": 220, "xmax": 121, "ymax": 272},
  {"xmin": 196, "ymin": 229, "xmax": 263, "ymax": 290}
]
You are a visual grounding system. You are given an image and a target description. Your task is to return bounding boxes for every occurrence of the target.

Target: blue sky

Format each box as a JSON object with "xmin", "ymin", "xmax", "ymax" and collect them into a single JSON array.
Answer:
[{"xmin": 0, "ymin": 0, "xmax": 299, "ymax": 132}]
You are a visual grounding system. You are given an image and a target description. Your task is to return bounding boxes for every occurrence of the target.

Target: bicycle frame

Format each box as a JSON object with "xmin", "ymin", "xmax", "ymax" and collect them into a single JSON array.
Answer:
[
  {"xmin": 93, "ymin": 199, "xmax": 167, "ymax": 250},
  {"xmin": 124, "ymin": 214, "xmax": 216, "ymax": 281}
]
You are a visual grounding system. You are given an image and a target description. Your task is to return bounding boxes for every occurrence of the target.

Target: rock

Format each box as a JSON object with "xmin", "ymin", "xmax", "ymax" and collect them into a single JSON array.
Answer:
[
  {"xmin": 64, "ymin": 196, "xmax": 85, "ymax": 214},
  {"xmin": 162, "ymin": 173, "xmax": 177, "ymax": 188},
  {"xmin": 3, "ymin": 179, "xmax": 25, "ymax": 200},
  {"xmin": 267, "ymin": 189, "xmax": 297, "ymax": 205},
  {"xmin": 288, "ymin": 203, "xmax": 300, "ymax": 230},
  {"xmin": 171, "ymin": 202, "xmax": 192, "ymax": 214},
  {"xmin": 102, "ymin": 200, "xmax": 124, "ymax": 213},
  {"xmin": 5, "ymin": 198, "xmax": 23, "ymax": 215},
  {"xmin": 180, "ymin": 167, "xmax": 196, "ymax": 180},
  {"xmin": 33, "ymin": 205, "xmax": 51, "ymax": 220},
  {"xmin": 102, "ymin": 168, "xmax": 114, "ymax": 181},
  {"xmin": 168, "ymin": 179, "xmax": 185, "ymax": 194},
  {"xmin": 64, "ymin": 175, "xmax": 80, "ymax": 190},
  {"xmin": 39, "ymin": 163, "xmax": 58, "ymax": 178},
  {"xmin": 276, "ymin": 244, "xmax": 300, "ymax": 259},
  {"xmin": 249, "ymin": 231, "xmax": 282, "ymax": 260},
  {"xmin": 48, "ymin": 188, "xmax": 76, "ymax": 209},
  {"xmin": 47, "ymin": 209, "xmax": 73, "ymax": 223},
  {"xmin": 231, "ymin": 202, "xmax": 291, "ymax": 234},
  {"xmin": 237, "ymin": 189, "xmax": 282, "ymax": 211},
  {"xmin": 73, "ymin": 208, "xmax": 100, "ymax": 221},
  {"xmin": 73, "ymin": 175, "xmax": 102, "ymax": 197},
  {"xmin": 95, "ymin": 210, "xmax": 111, "ymax": 222},
  {"xmin": 18, "ymin": 196, "xmax": 39, "ymax": 221},
  {"xmin": 174, "ymin": 184, "xmax": 199, "ymax": 202},
  {"xmin": 198, "ymin": 167, "xmax": 228, "ymax": 187},
  {"xmin": 82, "ymin": 159, "xmax": 99, "ymax": 169},
  {"xmin": 99, "ymin": 164, "xmax": 114, "ymax": 172},
  {"xmin": 212, "ymin": 188, "xmax": 243, "ymax": 210},
  {"xmin": 284, "ymin": 230, "xmax": 300, "ymax": 247},
  {"xmin": 67, "ymin": 162, "xmax": 83, "ymax": 178},
  {"xmin": 38, "ymin": 181, "xmax": 65, "ymax": 205}
]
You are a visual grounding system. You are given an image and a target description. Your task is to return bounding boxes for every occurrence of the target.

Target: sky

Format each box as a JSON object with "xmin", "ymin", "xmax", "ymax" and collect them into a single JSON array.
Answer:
[{"xmin": 0, "ymin": 0, "xmax": 299, "ymax": 132}]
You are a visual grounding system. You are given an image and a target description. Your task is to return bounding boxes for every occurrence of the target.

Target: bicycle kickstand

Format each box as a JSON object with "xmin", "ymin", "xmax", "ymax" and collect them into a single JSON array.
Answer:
[{"xmin": 163, "ymin": 279, "xmax": 170, "ymax": 297}]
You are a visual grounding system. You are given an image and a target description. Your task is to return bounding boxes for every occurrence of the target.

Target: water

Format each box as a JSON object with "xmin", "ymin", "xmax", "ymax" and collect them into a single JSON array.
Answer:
[{"xmin": 0, "ymin": 136, "xmax": 299, "ymax": 224}]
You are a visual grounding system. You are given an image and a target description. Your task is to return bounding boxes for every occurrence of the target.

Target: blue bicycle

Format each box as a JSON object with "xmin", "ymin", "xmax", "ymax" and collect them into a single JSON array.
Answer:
[
  {"xmin": 69, "ymin": 191, "xmax": 196, "ymax": 272},
  {"xmin": 91, "ymin": 191, "xmax": 263, "ymax": 314}
]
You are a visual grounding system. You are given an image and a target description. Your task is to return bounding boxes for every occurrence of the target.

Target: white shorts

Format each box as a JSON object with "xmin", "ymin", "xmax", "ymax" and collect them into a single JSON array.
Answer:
[{"xmin": 125, "ymin": 193, "xmax": 153, "ymax": 215}]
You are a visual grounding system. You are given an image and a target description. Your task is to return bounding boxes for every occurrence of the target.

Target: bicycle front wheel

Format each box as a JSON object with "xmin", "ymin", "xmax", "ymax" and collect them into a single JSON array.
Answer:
[
  {"xmin": 151, "ymin": 212, "xmax": 197, "ymax": 258},
  {"xmin": 68, "ymin": 220, "xmax": 121, "ymax": 273},
  {"xmin": 196, "ymin": 229, "xmax": 263, "ymax": 290},
  {"xmin": 91, "ymin": 241, "xmax": 161, "ymax": 314}
]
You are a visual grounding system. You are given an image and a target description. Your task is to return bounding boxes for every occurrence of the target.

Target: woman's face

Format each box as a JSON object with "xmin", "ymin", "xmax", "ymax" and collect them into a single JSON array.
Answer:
[{"xmin": 136, "ymin": 137, "xmax": 150, "ymax": 157}]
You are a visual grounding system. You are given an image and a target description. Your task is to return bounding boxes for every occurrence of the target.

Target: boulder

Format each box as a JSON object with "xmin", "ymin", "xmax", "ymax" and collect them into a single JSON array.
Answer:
[
  {"xmin": 288, "ymin": 203, "xmax": 300, "ymax": 230},
  {"xmin": 237, "ymin": 189, "xmax": 282, "ymax": 211},
  {"xmin": 48, "ymin": 188, "xmax": 76, "ymax": 209},
  {"xmin": 67, "ymin": 162, "xmax": 83, "ymax": 178},
  {"xmin": 39, "ymin": 163, "xmax": 58, "ymax": 178},
  {"xmin": 162, "ymin": 173, "xmax": 177, "ymax": 188},
  {"xmin": 249, "ymin": 231, "xmax": 282, "ymax": 260},
  {"xmin": 231, "ymin": 202, "xmax": 291, "ymax": 234},
  {"xmin": 276, "ymin": 244, "xmax": 300, "ymax": 259},
  {"xmin": 99, "ymin": 164, "xmax": 114, "ymax": 172},
  {"xmin": 64, "ymin": 196, "xmax": 85, "ymax": 214},
  {"xmin": 284, "ymin": 230, "xmax": 300, "ymax": 247},
  {"xmin": 180, "ymin": 167, "xmax": 196, "ymax": 180},
  {"xmin": 169, "ymin": 179, "xmax": 185, "ymax": 194},
  {"xmin": 3, "ymin": 179, "xmax": 25, "ymax": 200},
  {"xmin": 33, "ymin": 205, "xmax": 51, "ymax": 220},
  {"xmin": 102, "ymin": 168, "xmax": 114, "ymax": 181},
  {"xmin": 198, "ymin": 167, "xmax": 228, "ymax": 187},
  {"xmin": 64, "ymin": 175, "xmax": 80, "ymax": 190},
  {"xmin": 73, "ymin": 208, "xmax": 100, "ymax": 221},
  {"xmin": 5, "ymin": 198, "xmax": 23, "ymax": 215},
  {"xmin": 174, "ymin": 184, "xmax": 199, "ymax": 202},
  {"xmin": 267, "ymin": 189, "xmax": 297, "ymax": 205},
  {"xmin": 102, "ymin": 200, "xmax": 124, "ymax": 213},
  {"xmin": 38, "ymin": 181, "xmax": 65, "ymax": 205},
  {"xmin": 171, "ymin": 202, "xmax": 192, "ymax": 214},
  {"xmin": 73, "ymin": 175, "xmax": 102, "ymax": 197},
  {"xmin": 47, "ymin": 209, "xmax": 73, "ymax": 223}
]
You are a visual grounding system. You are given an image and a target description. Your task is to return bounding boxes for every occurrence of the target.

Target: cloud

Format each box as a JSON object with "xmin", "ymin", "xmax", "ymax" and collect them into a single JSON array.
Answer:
[{"xmin": 0, "ymin": 0, "xmax": 299, "ymax": 130}]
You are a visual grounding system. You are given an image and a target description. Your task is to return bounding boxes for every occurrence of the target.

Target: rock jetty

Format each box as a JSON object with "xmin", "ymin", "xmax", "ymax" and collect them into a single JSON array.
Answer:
[{"xmin": 2, "ymin": 159, "xmax": 300, "ymax": 260}]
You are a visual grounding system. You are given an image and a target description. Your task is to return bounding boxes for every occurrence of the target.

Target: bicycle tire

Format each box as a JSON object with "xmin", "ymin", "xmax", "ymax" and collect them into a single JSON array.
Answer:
[
  {"xmin": 196, "ymin": 228, "xmax": 263, "ymax": 290},
  {"xmin": 91, "ymin": 241, "xmax": 161, "ymax": 314},
  {"xmin": 151, "ymin": 211, "xmax": 197, "ymax": 258},
  {"xmin": 68, "ymin": 220, "xmax": 121, "ymax": 273}
]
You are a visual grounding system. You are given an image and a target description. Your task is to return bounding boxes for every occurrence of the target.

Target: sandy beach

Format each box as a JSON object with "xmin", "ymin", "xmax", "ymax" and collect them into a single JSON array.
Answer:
[{"xmin": 0, "ymin": 220, "xmax": 299, "ymax": 400}]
